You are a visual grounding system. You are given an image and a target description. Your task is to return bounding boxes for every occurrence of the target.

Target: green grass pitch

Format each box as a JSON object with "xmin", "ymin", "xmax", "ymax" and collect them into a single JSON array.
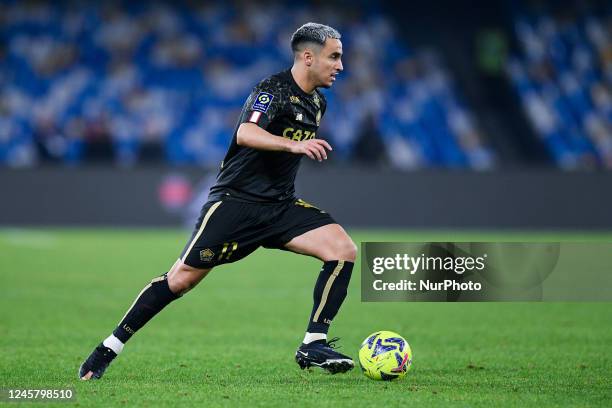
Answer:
[{"xmin": 1, "ymin": 229, "xmax": 611, "ymax": 407}]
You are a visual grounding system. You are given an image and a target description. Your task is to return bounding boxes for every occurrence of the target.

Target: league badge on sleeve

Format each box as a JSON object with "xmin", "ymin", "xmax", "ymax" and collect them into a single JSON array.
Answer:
[{"xmin": 252, "ymin": 92, "xmax": 274, "ymax": 113}]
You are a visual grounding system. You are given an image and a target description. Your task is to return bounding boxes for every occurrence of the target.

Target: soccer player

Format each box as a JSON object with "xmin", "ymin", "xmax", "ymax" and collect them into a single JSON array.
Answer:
[{"xmin": 79, "ymin": 22, "xmax": 356, "ymax": 379}]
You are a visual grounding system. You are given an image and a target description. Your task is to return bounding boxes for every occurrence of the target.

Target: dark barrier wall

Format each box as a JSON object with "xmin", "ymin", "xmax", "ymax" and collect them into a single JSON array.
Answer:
[{"xmin": 1, "ymin": 167, "xmax": 611, "ymax": 229}]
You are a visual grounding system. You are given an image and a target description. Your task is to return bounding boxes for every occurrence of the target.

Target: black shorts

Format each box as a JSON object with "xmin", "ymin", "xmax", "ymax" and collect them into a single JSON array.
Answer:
[{"xmin": 179, "ymin": 198, "xmax": 336, "ymax": 268}]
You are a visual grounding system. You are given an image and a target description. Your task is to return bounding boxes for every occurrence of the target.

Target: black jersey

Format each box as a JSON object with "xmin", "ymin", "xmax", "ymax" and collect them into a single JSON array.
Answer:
[{"xmin": 208, "ymin": 69, "xmax": 327, "ymax": 203}]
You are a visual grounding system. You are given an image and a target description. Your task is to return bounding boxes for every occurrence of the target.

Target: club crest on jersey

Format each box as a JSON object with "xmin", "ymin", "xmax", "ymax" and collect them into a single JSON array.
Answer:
[
  {"xmin": 200, "ymin": 248, "xmax": 215, "ymax": 262},
  {"xmin": 290, "ymin": 95, "xmax": 301, "ymax": 104},
  {"xmin": 252, "ymin": 92, "xmax": 274, "ymax": 113}
]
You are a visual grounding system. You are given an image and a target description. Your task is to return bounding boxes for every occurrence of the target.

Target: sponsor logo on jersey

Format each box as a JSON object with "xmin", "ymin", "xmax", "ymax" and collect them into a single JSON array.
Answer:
[
  {"xmin": 252, "ymin": 91, "xmax": 274, "ymax": 113},
  {"xmin": 296, "ymin": 113, "xmax": 303, "ymax": 121},
  {"xmin": 282, "ymin": 127, "xmax": 316, "ymax": 141}
]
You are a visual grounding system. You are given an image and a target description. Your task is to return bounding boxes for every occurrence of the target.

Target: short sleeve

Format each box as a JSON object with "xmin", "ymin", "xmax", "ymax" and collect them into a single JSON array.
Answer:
[{"xmin": 240, "ymin": 79, "xmax": 286, "ymax": 130}]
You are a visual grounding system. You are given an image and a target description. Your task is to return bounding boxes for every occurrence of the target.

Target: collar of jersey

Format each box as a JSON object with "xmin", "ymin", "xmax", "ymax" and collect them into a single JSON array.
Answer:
[{"xmin": 285, "ymin": 69, "xmax": 316, "ymax": 99}]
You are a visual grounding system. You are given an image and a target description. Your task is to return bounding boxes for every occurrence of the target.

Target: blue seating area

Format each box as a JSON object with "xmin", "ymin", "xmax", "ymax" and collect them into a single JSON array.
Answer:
[
  {"xmin": 0, "ymin": 1, "xmax": 494, "ymax": 168},
  {"xmin": 508, "ymin": 7, "xmax": 612, "ymax": 169},
  {"xmin": 377, "ymin": 51, "xmax": 495, "ymax": 169}
]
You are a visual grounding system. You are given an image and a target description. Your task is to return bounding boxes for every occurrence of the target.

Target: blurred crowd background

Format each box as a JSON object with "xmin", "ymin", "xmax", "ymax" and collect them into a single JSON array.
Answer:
[
  {"xmin": 0, "ymin": 0, "xmax": 610, "ymax": 170},
  {"xmin": 509, "ymin": 6, "xmax": 612, "ymax": 169}
]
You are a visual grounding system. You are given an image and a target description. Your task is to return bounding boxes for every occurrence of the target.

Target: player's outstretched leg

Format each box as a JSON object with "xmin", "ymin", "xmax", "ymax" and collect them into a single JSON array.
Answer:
[
  {"xmin": 285, "ymin": 224, "xmax": 357, "ymax": 374},
  {"xmin": 79, "ymin": 260, "xmax": 210, "ymax": 380}
]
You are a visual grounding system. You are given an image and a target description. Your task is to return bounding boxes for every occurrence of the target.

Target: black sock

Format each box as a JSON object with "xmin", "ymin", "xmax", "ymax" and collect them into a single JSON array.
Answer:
[
  {"xmin": 112, "ymin": 274, "xmax": 180, "ymax": 343},
  {"xmin": 307, "ymin": 260, "xmax": 354, "ymax": 334}
]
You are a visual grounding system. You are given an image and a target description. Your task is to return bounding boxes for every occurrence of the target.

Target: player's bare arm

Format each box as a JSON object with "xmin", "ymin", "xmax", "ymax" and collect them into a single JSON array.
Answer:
[{"xmin": 237, "ymin": 122, "xmax": 332, "ymax": 161}]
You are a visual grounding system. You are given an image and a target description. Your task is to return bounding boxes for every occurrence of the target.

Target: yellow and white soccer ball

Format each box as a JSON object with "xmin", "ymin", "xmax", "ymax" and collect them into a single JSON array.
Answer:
[{"xmin": 358, "ymin": 331, "xmax": 412, "ymax": 381}]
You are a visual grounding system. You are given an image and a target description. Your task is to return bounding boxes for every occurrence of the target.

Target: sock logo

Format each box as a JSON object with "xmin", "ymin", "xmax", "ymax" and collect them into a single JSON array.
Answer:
[{"xmin": 122, "ymin": 324, "xmax": 135, "ymax": 335}]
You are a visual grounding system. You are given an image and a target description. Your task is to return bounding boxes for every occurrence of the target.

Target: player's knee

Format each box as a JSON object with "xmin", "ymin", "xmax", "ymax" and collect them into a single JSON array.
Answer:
[
  {"xmin": 335, "ymin": 239, "xmax": 357, "ymax": 262},
  {"xmin": 167, "ymin": 264, "xmax": 210, "ymax": 295},
  {"xmin": 168, "ymin": 275, "xmax": 193, "ymax": 295}
]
